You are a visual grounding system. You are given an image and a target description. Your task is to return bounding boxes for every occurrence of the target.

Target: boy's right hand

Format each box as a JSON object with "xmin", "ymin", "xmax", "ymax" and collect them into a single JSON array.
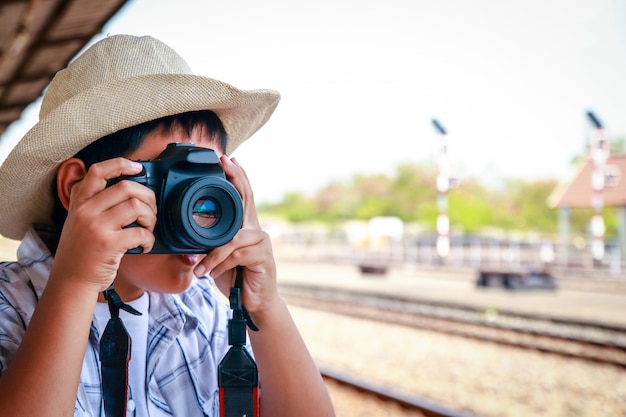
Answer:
[{"xmin": 51, "ymin": 157, "xmax": 158, "ymax": 293}]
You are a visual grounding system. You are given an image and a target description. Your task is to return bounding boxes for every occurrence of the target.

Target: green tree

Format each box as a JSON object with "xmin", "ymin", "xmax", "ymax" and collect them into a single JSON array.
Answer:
[
  {"xmin": 447, "ymin": 178, "xmax": 494, "ymax": 233},
  {"xmin": 267, "ymin": 192, "xmax": 318, "ymax": 222},
  {"xmin": 259, "ymin": 162, "xmax": 618, "ymax": 239}
]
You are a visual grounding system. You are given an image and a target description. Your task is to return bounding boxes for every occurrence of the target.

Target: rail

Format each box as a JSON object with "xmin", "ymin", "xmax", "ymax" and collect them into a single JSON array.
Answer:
[
  {"xmin": 320, "ymin": 365, "xmax": 480, "ymax": 417},
  {"xmin": 281, "ymin": 283, "xmax": 626, "ymax": 369}
]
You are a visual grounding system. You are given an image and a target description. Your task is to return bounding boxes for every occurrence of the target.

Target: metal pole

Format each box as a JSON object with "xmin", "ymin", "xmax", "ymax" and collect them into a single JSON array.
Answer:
[
  {"xmin": 586, "ymin": 111, "xmax": 609, "ymax": 263},
  {"xmin": 432, "ymin": 118, "xmax": 450, "ymax": 261},
  {"xmin": 557, "ymin": 207, "xmax": 570, "ymax": 268}
]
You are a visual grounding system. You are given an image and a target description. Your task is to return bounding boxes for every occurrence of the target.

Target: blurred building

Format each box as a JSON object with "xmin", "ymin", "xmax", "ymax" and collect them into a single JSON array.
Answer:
[{"xmin": 548, "ymin": 153, "xmax": 626, "ymax": 266}]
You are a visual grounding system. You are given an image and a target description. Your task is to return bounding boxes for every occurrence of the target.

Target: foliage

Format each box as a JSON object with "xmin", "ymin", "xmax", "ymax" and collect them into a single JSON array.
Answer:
[
  {"xmin": 265, "ymin": 192, "xmax": 318, "ymax": 223},
  {"xmin": 260, "ymin": 161, "xmax": 619, "ymax": 239}
]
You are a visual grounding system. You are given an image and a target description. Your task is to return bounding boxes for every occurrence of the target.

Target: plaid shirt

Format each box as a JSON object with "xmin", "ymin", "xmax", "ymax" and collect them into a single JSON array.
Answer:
[{"xmin": 0, "ymin": 227, "xmax": 245, "ymax": 416}]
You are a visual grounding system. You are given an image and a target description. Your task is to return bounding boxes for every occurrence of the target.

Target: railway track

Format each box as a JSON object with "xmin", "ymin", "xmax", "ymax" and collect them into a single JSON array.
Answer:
[
  {"xmin": 280, "ymin": 283, "xmax": 626, "ymax": 370},
  {"xmin": 320, "ymin": 365, "xmax": 480, "ymax": 417}
]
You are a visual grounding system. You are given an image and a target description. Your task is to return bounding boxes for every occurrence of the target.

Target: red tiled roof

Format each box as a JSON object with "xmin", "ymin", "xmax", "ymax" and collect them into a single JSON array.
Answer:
[{"xmin": 548, "ymin": 153, "xmax": 626, "ymax": 208}]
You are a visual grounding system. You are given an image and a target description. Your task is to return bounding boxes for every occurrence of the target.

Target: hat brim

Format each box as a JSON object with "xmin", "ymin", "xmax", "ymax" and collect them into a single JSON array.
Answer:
[{"xmin": 0, "ymin": 73, "xmax": 280, "ymax": 240}]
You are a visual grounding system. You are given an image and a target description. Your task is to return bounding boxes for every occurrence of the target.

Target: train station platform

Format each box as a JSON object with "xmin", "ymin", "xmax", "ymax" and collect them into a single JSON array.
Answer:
[{"xmin": 275, "ymin": 257, "xmax": 626, "ymax": 328}]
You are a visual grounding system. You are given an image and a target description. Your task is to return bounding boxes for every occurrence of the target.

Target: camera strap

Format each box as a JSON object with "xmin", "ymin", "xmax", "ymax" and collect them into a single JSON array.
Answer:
[
  {"xmin": 218, "ymin": 266, "xmax": 260, "ymax": 417},
  {"xmin": 100, "ymin": 285, "xmax": 142, "ymax": 417}
]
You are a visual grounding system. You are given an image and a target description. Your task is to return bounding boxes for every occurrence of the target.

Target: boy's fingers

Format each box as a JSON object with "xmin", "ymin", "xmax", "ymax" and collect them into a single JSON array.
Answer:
[
  {"xmin": 89, "ymin": 179, "xmax": 157, "ymax": 217},
  {"xmin": 194, "ymin": 229, "xmax": 266, "ymax": 277},
  {"xmin": 118, "ymin": 225, "xmax": 156, "ymax": 254},
  {"xmin": 220, "ymin": 156, "xmax": 259, "ymax": 228},
  {"xmin": 73, "ymin": 158, "xmax": 143, "ymax": 203},
  {"xmin": 106, "ymin": 198, "xmax": 157, "ymax": 231}
]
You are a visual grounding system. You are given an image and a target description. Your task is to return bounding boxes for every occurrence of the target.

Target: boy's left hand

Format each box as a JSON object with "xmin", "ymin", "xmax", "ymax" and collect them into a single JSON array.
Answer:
[{"xmin": 194, "ymin": 156, "xmax": 278, "ymax": 316}]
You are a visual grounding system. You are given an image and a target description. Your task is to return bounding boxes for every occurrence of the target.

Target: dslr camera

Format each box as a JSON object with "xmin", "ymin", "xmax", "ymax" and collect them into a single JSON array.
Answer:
[{"xmin": 108, "ymin": 143, "xmax": 243, "ymax": 254}]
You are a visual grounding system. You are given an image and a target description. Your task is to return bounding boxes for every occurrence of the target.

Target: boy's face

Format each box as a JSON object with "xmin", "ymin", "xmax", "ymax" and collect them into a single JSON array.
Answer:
[{"xmin": 113, "ymin": 123, "xmax": 223, "ymax": 300}]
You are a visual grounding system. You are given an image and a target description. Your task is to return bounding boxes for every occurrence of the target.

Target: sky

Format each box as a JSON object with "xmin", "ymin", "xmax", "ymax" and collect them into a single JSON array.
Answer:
[{"xmin": 1, "ymin": 0, "xmax": 626, "ymax": 203}]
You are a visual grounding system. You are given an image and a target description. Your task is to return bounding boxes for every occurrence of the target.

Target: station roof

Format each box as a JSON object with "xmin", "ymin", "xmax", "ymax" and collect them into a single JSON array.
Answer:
[
  {"xmin": 0, "ymin": 0, "xmax": 130, "ymax": 141},
  {"xmin": 548, "ymin": 153, "xmax": 626, "ymax": 208}
]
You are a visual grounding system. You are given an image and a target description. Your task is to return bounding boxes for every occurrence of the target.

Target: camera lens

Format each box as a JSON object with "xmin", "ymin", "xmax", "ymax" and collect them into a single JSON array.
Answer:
[
  {"xmin": 166, "ymin": 177, "xmax": 243, "ymax": 251},
  {"xmin": 192, "ymin": 198, "xmax": 220, "ymax": 228}
]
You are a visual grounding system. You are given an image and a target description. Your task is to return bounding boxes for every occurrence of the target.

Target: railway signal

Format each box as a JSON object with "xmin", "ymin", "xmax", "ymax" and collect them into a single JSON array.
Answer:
[
  {"xmin": 432, "ymin": 118, "xmax": 454, "ymax": 260},
  {"xmin": 586, "ymin": 110, "xmax": 609, "ymax": 262}
]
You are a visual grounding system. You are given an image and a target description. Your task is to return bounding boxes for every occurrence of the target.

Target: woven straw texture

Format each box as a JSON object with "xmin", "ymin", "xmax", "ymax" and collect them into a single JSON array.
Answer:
[{"xmin": 0, "ymin": 35, "xmax": 280, "ymax": 240}]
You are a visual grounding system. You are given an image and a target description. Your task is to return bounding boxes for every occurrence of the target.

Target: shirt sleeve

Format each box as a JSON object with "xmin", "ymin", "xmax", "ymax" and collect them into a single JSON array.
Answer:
[{"xmin": 0, "ymin": 264, "xmax": 37, "ymax": 374}]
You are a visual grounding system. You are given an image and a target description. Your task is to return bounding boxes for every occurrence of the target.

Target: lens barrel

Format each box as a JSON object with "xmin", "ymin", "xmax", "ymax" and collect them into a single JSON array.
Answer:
[{"xmin": 166, "ymin": 177, "xmax": 243, "ymax": 250}]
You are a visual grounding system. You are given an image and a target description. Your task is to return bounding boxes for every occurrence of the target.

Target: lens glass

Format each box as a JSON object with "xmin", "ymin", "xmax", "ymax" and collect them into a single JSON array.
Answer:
[{"xmin": 192, "ymin": 198, "xmax": 220, "ymax": 228}]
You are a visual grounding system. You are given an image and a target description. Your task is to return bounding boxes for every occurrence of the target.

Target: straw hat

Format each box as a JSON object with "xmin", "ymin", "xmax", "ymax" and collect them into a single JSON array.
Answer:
[{"xmin": 0, "ymin": 35, "xmax": 280, "ymax": 240}]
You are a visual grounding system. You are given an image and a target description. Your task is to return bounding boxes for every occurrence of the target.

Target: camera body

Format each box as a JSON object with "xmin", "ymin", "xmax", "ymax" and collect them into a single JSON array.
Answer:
[{"xmin": 108, "ymin": 143, "xmax": 243, "ymax": 254}]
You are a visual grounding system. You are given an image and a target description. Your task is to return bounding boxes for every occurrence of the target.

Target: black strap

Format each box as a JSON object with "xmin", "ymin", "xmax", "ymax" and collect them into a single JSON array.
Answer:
[
  {"xmin": 234, "ymin": 266, "xmax": 258, "ymax": 332},
  {"xmin": 100, "ymin": 285, "xmax": 142, "ymax": 417},
  {"xmin": 218, "ymin": 266, "xmax": 260, "ymax": 417}
]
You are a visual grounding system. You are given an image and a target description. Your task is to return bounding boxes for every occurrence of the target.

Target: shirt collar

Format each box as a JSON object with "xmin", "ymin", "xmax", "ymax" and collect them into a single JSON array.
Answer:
[{"xmin": 148, "ymin": 291, "xmax": 200, "ymax": 334}]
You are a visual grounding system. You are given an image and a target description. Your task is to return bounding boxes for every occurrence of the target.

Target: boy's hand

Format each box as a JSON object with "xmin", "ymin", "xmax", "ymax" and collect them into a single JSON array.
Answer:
[
  {"xmin": 51, "ymin": 157, "xmax": 157, "ymax": 292},
  {"xmin": 195, "ymin": 156, "xmax": 278, "ymax": 316}
]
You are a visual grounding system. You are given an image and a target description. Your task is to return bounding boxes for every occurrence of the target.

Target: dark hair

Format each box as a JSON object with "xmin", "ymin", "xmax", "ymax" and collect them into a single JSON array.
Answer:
[
  {"xmin": 48, "ymin": 110, "xmax": 227, "ymax": 253},
  {"xmin": 73, "ymin": 110, "xmax": 227, "ymax": 169}
]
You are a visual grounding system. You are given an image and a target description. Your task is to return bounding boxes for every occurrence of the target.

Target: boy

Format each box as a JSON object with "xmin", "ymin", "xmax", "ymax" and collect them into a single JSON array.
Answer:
[{"xmin": 0, "ymin": 34, "xmax": 335, "ymax": 417}]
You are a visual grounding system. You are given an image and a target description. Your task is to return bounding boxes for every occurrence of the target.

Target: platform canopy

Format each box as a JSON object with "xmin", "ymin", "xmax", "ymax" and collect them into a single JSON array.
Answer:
[{"xmin": 0, "ymin": 0, "xmax": 130, "ymax": 141}]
